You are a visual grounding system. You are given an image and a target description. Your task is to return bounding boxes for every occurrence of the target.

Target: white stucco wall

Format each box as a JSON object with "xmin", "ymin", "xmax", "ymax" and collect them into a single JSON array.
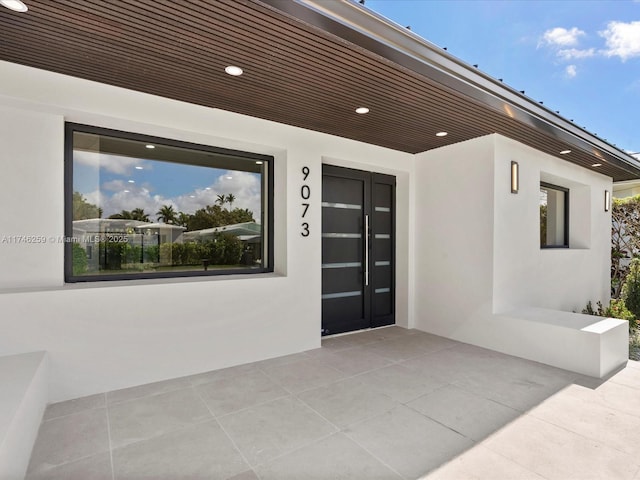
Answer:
[
  {"xmin": 0, "ymin": 61, "xmax": 415, "ymax": 401},
  {"xmin": 492, "ymin": 135, "xmax": 612, "ymax": 313},
  {"xmin": 412, "ymin": 135, "xmax": 496, "ymax": 338},
  {"xmin": 414, "ymin": 134, "xmax": 618, "ymax": 375}
]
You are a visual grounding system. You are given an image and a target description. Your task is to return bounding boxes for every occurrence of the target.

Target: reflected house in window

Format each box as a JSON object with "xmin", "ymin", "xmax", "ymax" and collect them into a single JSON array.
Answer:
[
  {"xmin": 184, "ymin": 221, "xmax": 262, "ymax": 266},
  {"xmin": 72, "ymin": 219, "xmax": 187, "ymax": 273}
]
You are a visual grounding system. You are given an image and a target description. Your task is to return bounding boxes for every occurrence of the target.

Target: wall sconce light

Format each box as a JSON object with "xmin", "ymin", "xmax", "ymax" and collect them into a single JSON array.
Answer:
[
  {"xmin": 511, "ymin": 161, "xmax": 519, "ymax": 194},
  {"xmin": 605, "ymin": 190, "xmax": 611, "ymax": 212}
]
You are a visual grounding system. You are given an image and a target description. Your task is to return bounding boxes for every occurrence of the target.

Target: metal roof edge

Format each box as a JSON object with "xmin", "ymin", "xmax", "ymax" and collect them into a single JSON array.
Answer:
[{"xmin": 259, "ymin": 0, "xmax": 640, "ymax": 177}]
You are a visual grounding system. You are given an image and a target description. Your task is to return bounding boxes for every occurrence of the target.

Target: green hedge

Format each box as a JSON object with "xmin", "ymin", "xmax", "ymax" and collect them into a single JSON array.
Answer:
[{"xmin": 96, "ymin": 233, "xmax": 243, "ymax": 269}]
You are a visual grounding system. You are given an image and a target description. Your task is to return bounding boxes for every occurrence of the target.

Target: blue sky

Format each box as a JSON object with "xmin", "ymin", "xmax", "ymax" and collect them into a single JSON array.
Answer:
[{"xmin": 366, "ymin": 0, "xmax": 640, "ymax": 155}]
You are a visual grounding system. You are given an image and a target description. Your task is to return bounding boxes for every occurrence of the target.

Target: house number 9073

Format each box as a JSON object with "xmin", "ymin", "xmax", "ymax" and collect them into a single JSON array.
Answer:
[{"xmin": 301, "ymin": 166, "xmax": 310, "ymax": 237}]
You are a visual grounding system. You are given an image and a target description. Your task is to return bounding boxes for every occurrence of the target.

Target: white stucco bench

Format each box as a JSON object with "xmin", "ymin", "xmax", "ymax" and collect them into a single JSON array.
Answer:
[
  {"xmin": 495, "ymin": 307, "xmax": 628, "ymax": 378},
  {"xmin": 0, "ymin": 351, "xmax": 48, "ymax": 480}
]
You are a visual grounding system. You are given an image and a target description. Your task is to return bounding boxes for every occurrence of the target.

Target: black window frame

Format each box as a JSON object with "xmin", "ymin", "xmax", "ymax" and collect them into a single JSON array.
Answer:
[
  {"xmin": 540, "ymin": 181, "xmax": 569, "ymax": 249},
  {"xmin": 64, "ymin": 122, "xmax": 274, "ymax": 282}
]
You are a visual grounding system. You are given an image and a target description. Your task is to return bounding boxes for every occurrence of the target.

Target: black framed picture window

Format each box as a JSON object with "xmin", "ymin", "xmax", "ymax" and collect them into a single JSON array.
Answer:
[{"xmin": 64, "ymin": 123, "xmax": 274, "ymax": 282}]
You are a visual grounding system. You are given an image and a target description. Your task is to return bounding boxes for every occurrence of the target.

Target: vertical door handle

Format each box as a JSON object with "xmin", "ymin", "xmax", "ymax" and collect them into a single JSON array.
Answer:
[{"xmin": 365, "ymin": 214, "xmax": 370, "ymax": 286}]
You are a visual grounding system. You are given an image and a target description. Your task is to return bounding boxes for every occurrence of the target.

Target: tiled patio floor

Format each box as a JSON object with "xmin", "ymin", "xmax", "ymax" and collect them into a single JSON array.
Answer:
[{"xmin": 26, "ymin": 327, "xmax": 640, "ymax": 479}]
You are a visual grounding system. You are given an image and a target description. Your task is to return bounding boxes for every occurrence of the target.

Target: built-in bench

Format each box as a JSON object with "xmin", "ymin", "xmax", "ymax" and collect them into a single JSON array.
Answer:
[
  {"xmin": 492, "ymin": 307, "xmax": 628, "ymax": 378},
  {"xmin": 0, "ymin": 352, "xmax": 48, "ymax": 480}
]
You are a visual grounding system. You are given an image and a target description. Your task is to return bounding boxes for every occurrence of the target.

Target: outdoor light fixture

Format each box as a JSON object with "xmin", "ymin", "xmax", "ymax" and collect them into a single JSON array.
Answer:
[
  {"xmin": 1, "ymin": 0, "xmax": 28, "ymax": 12},
  {"xmin": 355, "ymin": 107, "xmax": 369, "ymax": 114},
  {"xmin": 592, "ymin": 163, "xmax": 602, "ymax": 167},
  {"xmin": 225, "ymin": 66, "xmax": 243, "ymax": 76},
  {"xmin": 605, "ymin": 190, "xmax": 611, "ymax": 212},
  {"xmin": 511, "ymin": 161, "xmax": 519, "ymax": 194},
  {"xmin": 145, "ymin": 144, "xmax": 155, "ymax": 149},
  {"xmin": 560, "ymin": 150, "xmax": 571, "ymax": 155},
  {"xmin": 435, "ymin": 131, "xmax": 448, "ymax": 137}
]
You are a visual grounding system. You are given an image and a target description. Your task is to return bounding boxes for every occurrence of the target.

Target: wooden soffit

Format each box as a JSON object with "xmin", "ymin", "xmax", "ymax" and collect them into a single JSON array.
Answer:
[{"xmin": 1, "ymin": 0, "xmax": 638, "ymax": 180}]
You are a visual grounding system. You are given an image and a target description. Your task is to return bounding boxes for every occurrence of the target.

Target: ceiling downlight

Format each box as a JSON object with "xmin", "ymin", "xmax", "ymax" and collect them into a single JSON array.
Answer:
[
  {"xmin": 225, "ymin": 66, "xmax": 244, "ymax": 76},
  {"xmin": 1, "ymin": 0, "xmax": 28, "ymax": 12}
]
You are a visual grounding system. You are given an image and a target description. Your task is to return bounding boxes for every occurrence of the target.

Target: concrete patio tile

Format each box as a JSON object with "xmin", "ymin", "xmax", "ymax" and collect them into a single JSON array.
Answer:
[
  {"xmin": 362, "ymin": 334, "xmax": 454, "ymax": 362},
  {"xmin": 259, "ymin": 358, "xmax": 347, "ymax": 394},
  {"xmin": 217, "ymin": 396, "xmax": 337, "ymax": 467},
  {"xmin": 401, "ymin": 344, "xmax": 501, "ymax": 384},
  {"xmin": 424, "ymin": 444, "xmax": 545, "ymax": 480},
  {"xmin": 107, "ymin": 376, "xmax": 193, "ymax": 405},
  {"xmin": 345, "ymin": 405, "xmax": 472, "ymax": 479},
  {"xmin": 112, "ymin": 420, "xmax": 248, "ymax": 480},
  {"xmin": 565, "ymin": 381, "xmax": 640, "ymax": 419},
  {"xmin": 227, "ymin": 470, "xmax": 259, "ymax": 480},
  {"xmin": 451, "ymin": 357, "xmax": 576, "ymax": 412},
  {"xmin": 483, "ymin": 414, "xmax": 640, "ymax": 480},
  {"xmin": 26, "ymin": 408, "xmax": 109, "ymax": 476},
  {"xmin": 187, "ymin": 362, "xmax": 260, "ymax": 387},
  {"xmin": 609, "ymin": 364, "xmax": 640, "ymax": 389},
  {"xmin": 25, "ymin": 452, "xmax": 112, "ymax": 480},
  {"xmin": 297, "ymin": 378, "xmax": 398, "ymax": 429},
  {"xmin": 626, "ymin": 359, "xmax": 640, "ymax": 370},
  {"xmin": 407, "ymin": 384, "xmax": 520, "ymax": 441},
  {"xmin": 319, "ymin": 335, "xmax": 362, "ymax": 352},
  {"xmin": 26, "ymin": 330, "xmax": 640, "ymax": 480},
  {"xmin": 356, "ymin": 363, "xmax": 447, "ymax": 403},
  {"xmin": 43, "ymin": 393, "xmax": 106, "ymax": 421},
  {"xmin": 195, "ymin": 370, "xmax": 288, "ymax": 417},
  {"xmin": 528, "ymin": 385, "xmax": 640, "ymax": 455},
  {"xmin": 108, "ymin": 387, "xmax": 212, "ymax": 448},
  {"xmin": 311, "ymin": 345, "xmax": 394, "ymax": 376},
  {"xmin": 253, "ymin": 351, "xmax": 312, "ymax": 369},
  {"xmin": 254, "ymin": 433, "xmax": 403, "ymax": 480}
]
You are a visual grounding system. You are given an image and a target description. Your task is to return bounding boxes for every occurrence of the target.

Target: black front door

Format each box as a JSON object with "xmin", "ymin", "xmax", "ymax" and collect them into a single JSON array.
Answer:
[{"xmin": 321, "ymin": 165, "xmax": 395, "ymax": 335}]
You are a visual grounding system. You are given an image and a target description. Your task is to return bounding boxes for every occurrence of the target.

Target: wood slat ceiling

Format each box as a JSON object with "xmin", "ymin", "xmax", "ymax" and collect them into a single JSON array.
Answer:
[{"xmin": 1, "ymin": 0, "xmax": 638, "ymax": 180}]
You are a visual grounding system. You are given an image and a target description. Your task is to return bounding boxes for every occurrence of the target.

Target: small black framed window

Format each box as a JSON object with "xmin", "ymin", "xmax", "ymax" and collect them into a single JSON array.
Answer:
[
  {"xmin": 540, "ymin": 182, "xmax": 569, "ymax": 248},
  {"xmin": 65, "ymin": 123, "xmax": 274, "ymax": 282}
]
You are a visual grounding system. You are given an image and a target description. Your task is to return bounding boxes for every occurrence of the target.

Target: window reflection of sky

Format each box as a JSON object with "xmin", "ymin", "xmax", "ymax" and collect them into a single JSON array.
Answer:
[{"xmin": 73, "ymin": 151, "xmax": 262, "ymax": 220}]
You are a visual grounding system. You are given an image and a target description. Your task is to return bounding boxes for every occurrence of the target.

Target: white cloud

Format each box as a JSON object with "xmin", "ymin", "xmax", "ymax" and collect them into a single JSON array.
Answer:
[
  {"xmin": 556, "ymin": 48, "xmax": 596, "ymax": 60},
  {"xmin": 600, "ymin": 21, "xmax": 640, "ymax": 61},
  {"xmin": 173, "ymin": 171, "xmax": 262, "ymax": 219},
  {"xmin": 565, "ymin": 64, "xmax": 577, "ymax": 78},
  {"xmin": 540, "ymin": 27, "xmax": 586, "ymax": 47},
  {"xmin": 557, "ymin": 48, "xmax": 596, "ymax": 61},
  {"xmin": 90, "ymin": 170, "xmax": 263, "ymax": 222},
  {"xmin": 74, "ymin": 151, "xmax": 147, "ymax": 175}
]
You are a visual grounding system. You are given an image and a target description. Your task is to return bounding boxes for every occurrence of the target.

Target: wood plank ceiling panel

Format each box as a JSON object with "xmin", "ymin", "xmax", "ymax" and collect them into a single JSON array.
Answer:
[{"xmin": 0, "ymin": 0, "xmax": 637, "ymax": 180}]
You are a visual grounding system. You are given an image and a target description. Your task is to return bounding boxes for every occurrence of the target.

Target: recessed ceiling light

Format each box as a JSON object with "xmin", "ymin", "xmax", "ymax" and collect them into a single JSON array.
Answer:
[
  {"xmin": 592, "ymin": 163, "xmax": 602, "ymax": 167},
  {"xmin": 145, "ymin": 144, "xmax": 155, "ymax": 149},
  {"xmin": 225, "ymin": 66, "xmax": 243, "ymax": 76},
  {"xmin": 135, "ymin": 166, "xmax": 143, "ymax": 170},
  {"xmin": 436, "ymin": 132, "xmax": 448, "ymax": 137},
  {"xmin": 1, "ymin": 0, "xmax": 28, "ymax": 12},
  {"xmin": 355, "ymin": 107, "xmax": 369, "ymax": 114},
  {"xmin": 560, "ymin": 150, "xmax": 571, "ymax": 154}
]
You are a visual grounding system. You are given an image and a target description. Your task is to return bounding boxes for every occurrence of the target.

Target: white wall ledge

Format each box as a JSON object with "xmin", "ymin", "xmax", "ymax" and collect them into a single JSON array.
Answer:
[
  {"xmin": 496, "ymin": 307, "xmax": 628, "ymax": 378},
  {"xmin": 0, "ymin": 352, "xmax": 48, "ymax": 480}
]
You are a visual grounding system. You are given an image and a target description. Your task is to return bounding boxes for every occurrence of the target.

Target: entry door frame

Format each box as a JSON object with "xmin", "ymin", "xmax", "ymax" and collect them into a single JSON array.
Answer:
[{"xmin": 321, "ymin": 163, "xmax": 396, "ymax": 335}]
